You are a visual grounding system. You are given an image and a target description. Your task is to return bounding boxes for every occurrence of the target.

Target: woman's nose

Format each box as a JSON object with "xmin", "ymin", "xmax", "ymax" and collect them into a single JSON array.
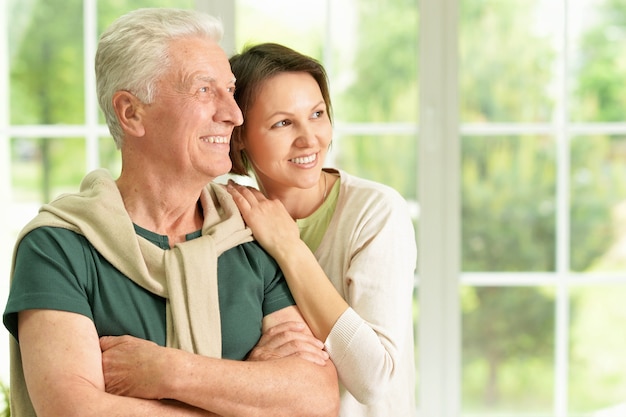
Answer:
[{"xmin": 294, "ymin": 123, "xmax": 318, "ymax": 147}]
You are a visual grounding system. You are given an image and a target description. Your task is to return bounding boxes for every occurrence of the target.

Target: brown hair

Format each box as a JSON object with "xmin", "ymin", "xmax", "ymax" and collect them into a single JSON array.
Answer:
[{"xmin": 229, "ymin": 43, "xmax": 333, "ymax": 176}]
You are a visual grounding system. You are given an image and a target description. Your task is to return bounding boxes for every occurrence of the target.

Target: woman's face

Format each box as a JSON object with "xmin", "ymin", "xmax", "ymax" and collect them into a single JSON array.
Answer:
[{"xmin": 242, "ymin": 72, "xmax": 332, "ymax": 195}]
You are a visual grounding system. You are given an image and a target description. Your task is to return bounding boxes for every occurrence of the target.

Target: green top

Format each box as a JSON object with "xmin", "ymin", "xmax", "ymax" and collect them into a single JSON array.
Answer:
[
  {"xmin": 297, "ymin": 174, "xmax": 341, "ymax": 253},
  {"xmin": 3, "ymin": 225, "xmax": 295, "ymax": 360}
]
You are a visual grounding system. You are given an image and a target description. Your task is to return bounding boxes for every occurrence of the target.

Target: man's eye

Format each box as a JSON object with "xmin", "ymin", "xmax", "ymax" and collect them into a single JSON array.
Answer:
[
  {"xmin": 227, "ymin": 86, "xmax": 235, "ymax": 94},
  {"xmin": 199, "ymin": 87, "xmax": 209, "ymax": 93}
]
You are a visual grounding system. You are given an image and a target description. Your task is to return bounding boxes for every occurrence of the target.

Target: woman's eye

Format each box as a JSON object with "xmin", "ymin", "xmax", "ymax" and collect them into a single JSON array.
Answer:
[
  {"xmin": 199, "ymin": 87, "xmax": 209, "ymax": 93},
  {"xmin": 312, "ymin": 110, "xmax": 324, "ymax": 119},
  {"xmin": 272, "ymin": 120, "xmax": 290, "ymax": 128}
]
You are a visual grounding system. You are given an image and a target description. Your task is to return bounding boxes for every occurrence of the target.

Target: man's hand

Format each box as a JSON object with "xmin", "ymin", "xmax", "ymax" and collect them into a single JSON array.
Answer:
[
  {"xmin": 100, "ymin": 335, "xmax": 169, "ymax": 400},
  {"xmin": 247, "ymin": 321, "xmax": 329, "ymax": 366}
]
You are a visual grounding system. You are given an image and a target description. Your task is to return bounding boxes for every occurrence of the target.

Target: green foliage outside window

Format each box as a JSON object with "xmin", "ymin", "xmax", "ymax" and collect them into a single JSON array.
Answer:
[{"xmin": 0, "ymin": 380, "xmax": 9, "ymax": 416}]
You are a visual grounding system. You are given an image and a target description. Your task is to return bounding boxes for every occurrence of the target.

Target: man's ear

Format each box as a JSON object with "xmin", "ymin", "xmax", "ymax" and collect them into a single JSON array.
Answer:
[{"xmin": 112, "ymin": 91, "xmax": 146, "ymax": 137}]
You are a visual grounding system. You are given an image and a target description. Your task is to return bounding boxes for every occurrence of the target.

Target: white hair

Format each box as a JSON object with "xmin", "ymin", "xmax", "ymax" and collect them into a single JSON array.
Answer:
[{"xmin": 95, "ymin": 8, "xmax": 223, "ymax": 148}]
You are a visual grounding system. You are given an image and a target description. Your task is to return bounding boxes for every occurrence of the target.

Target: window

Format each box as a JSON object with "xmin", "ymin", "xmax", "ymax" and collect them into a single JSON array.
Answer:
[
  {"xmin": 1, "ymin": 1, "xmax": 625, "ymax": 416},
  {"xmin": 455, "ymin": 0, "xmax": 626, "ymax": 416}
]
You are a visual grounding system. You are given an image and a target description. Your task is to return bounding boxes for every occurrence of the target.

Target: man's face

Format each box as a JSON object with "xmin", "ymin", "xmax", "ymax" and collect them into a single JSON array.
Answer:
[{"xmin": 140, "ymin": 36, "xmax": 243, "ymax": 182}]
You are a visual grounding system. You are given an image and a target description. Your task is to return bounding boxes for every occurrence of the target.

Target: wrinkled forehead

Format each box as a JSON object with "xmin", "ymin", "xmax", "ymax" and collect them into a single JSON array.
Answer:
[{"xmin": 163, "ymin": 36, "xmax": 233, "ymax": 86}]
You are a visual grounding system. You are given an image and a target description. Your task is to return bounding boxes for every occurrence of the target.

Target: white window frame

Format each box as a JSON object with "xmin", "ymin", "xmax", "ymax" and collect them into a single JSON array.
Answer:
[{"xmin": 418, "ymin": 0, "xmax": 460, "ymax": 416}]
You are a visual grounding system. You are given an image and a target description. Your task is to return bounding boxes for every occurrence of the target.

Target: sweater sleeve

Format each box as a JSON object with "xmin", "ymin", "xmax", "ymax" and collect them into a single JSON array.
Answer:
[{"xmin": 323, "ymin": 182, "xmax": 417, "ymax": 404}]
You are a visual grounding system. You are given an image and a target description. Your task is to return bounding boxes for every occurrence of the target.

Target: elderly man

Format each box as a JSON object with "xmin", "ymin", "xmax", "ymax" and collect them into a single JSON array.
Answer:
[{"xmin": 3, "ymin": 8, "xmax": 338, "ymax": 417}]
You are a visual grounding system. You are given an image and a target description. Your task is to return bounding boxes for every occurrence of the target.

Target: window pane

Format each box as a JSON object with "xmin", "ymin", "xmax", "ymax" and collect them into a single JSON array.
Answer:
[
  {"xmin": 461, "ymin": 285, "xmax": 555, "ymax": 416},
  {"xmin": 570, "ymin": 286, "xmax": 626, "ymax": 414},
  {"xmin": 99, "ymin": 136, "xmax": 121, "ymax": 178},
  {"xmin": 332, "ymin": 0, "xmax": 419, "ymax": 124},
  {"xmin": 235, "ymin": 0, "xmax": 325, "ymax": 57},
  {"xmin": 570, "ymin": 135, "xmax": 626, "ymax": 272},
  {"xmin": 462, "ymin": 135, "xmax": 556, "ymax": 272},
  {"xmin": 569, "ymin": 0, "xmax": 626, "ymax": 122},
  {"xmin": 98, "ymin": 0, "xmax": 195, "ymax": 32},
  {"xmin": 11, "ymin": 137, "xmax": 86, "ymax": 205},
  {"xmin": 9, "ymin": 0, "xmax": 85, "ymax": 124},
  {"xmin": 334, "ymin": 133, "xmax": 418, "ymax": 200},
  {"xmin": 460, "ymin": 0, "xmax": 557, "ymax": 123}
]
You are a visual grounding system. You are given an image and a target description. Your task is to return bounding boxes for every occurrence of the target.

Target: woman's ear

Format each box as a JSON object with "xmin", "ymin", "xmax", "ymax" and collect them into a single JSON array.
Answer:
[{"xmin": 112, "ymin": 90, "xmax": 146, "ymax": 137}]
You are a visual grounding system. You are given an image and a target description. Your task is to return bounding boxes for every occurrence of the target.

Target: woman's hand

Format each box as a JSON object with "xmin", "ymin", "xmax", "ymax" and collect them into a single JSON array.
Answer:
[
  {"xmin": 227, "ymin": 181, "xmax": 349, "ymax": 341},
  {"xmin": 247, "ymin": 320, "xmax": 329, "ymax": 366},
  {"xmin": 226, "ymin": 181, "xmax": 301, "ymax": 258}
]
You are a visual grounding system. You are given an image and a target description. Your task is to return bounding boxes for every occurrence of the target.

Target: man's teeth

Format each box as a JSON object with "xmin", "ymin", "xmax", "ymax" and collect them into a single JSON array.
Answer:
[
  {"xmin": 201, "ymin": 136, "xmax": 228, "ymax": 143},
  {"xmin": 290, "ymin": 154, "xmax": 317, "ymax": 164}
]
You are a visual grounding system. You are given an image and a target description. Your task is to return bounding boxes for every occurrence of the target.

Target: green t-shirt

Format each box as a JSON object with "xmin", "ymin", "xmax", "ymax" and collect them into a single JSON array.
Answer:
[
  {"xmin": 297, "ymin": 175, "xmax": 340, "ymax": 253},
  {"xmin": 3, "ymin": 226, "xmax": 295, "ymax": 360}
]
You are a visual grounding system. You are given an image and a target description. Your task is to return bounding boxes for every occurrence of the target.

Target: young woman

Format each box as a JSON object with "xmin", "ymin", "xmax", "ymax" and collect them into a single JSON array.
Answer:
[{"xmin": 226, "ymin": 43, "xmax": 417, "ymax": 416}]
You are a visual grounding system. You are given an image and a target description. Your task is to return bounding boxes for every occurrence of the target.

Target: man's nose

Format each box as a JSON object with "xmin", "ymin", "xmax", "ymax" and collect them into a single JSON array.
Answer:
[{"xmin": 216, "ymin": 92, "xmax": 244, "ymax": 126}]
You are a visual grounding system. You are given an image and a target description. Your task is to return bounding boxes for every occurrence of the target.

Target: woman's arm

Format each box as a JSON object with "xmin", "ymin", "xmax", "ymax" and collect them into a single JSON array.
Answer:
[
  {"xmin": 226, "ymin": 182, "xmax": 348, "ymax": 340},
  {"xmin": 227, "ymin": 180, "xmax": 417, "ymax": 404},
  {"xmin": 322, "ymin": 191, "xmax": 416, "ymax": 403}
]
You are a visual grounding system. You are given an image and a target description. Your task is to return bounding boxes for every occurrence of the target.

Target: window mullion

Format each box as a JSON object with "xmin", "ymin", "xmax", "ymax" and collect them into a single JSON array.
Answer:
[
  {"xmin": 194, "ymin": 0, "xmax": 235, "ymax": 55},
  {"xmin": 554, "ymin": 0, "xmax": 571, "ymax": 415},
  {"xmin": 84, "ymin": 0, "xmax": 99, "ymax": 171},
  {"xmin": 417, "ymin": 0, "xmax": 460, "ymax": 416}
]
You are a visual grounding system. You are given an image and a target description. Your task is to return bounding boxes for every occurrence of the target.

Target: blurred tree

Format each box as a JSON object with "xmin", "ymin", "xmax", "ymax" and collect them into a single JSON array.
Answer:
[
  {"xmin": 10, "ymin": 0, "xmax": 84, "ymax": 125},
  {"xmin": 458, "ymin": 0, "xmax": 557, "ymax": 410},
  {"xmin": 337, "ymin": 0, "xmax": 419, "ymax": 124},
  {"xmin": 570, "ymin": 135, "xmax": 626, "ymax": 272},
  {"xmin": 568, "ymin": 0, "xmax": 626, "ymax": 411},
  {"xmin": 0, "ymin": 379, "xmax": 8, "ymax": 416},
  {"xmin": 333, "ymin": 0, "xmax": 419, "ymax": 199},
  {"xmin": 460, "ymin": 0, "xmax": 555, "ymax": 123},
  {"xmin": 462, "ymin": 135, "xmax": 556, "ymax": 272},
  {"xmin": 10, "ymin": 0, "xmax": 85, "ymax": 202},
  {"xmin": 462, "ymin": 286, "xmax": 554, "ymax": 406},
  {"xmin": 570, "ymin": 0, "xmax": 626, "ymax": 272},
  {"xmin": 571, "ymin": 0, "xmax": 626, "ymax": 123},
  {"xmin": 460, "ymin": 135, "xmax": 557, "ymax": 410}
]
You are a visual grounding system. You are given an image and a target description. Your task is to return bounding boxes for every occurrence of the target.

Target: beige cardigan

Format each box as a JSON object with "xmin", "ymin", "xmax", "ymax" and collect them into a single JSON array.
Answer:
[{"xmin": 9, "ymin": 169, "xmax": 253, "ymax": 416}]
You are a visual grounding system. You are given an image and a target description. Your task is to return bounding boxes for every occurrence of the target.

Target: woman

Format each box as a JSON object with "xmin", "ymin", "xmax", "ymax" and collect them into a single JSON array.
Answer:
[{"xmin": 226, "ymin": 43, "xmax": 417, "ymax": 416}]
